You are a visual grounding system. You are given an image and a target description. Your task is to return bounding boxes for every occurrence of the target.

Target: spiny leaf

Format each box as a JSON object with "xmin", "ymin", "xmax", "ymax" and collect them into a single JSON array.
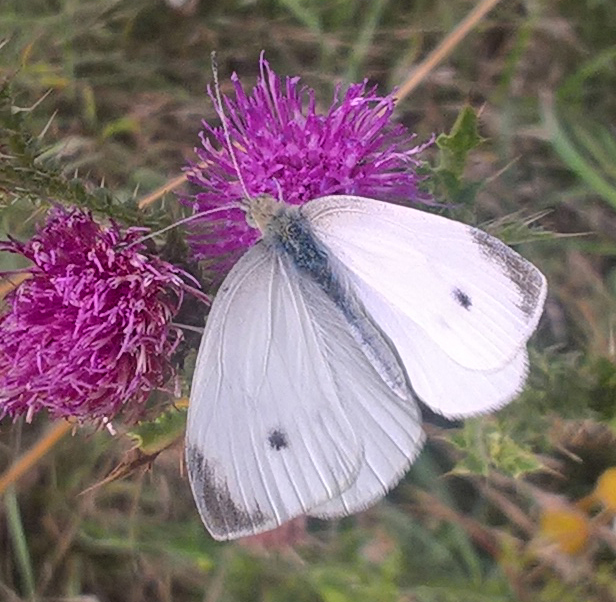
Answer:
[
  {"xmin": 81, "ymin": 405, "xmax": 187, "ymax": 494},
  {"xmin": 481, "ymin": 210, "xmax": 559, "ymax": 246},
  {"xmin": 0, "ymin": 79, "xmax": 166, "ymax": 229},
  {"xmin": 449, "ymin": 420, "xmax": 542, "ymax": 478},
  {"xmin": 436, "ymin": 105, "xmax": 485, "ymax": 178},
  {"xmin": 128, "ymin": 402, "xmax": 187, "ymax": 455},
  {"xmin": 431, "ymin": 105, "xmax": 486, "ymax": 205}
]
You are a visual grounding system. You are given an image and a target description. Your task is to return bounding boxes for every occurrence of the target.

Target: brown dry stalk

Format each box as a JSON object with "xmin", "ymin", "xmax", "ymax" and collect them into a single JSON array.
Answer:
[
  {"xmin": 414, "ymin": 489, "xmax": 502, "ymax": 556},
  {"xmin": 0, "ymin": 273, "xmax": 31, "ymax": 299},
  {"xmin": 395, "ymin": 0, "xmax": 504, "ymax": 102},
  {"xmin": 137, "ymin": 171, "xmax": 192, "ymax": 209},
  {"xmin": 0, "ymin": 421, "xmax": 73, "ymax": 496}
]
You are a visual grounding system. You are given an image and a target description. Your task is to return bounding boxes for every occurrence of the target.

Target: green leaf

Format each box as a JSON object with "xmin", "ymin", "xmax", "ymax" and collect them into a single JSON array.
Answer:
[
  {"xmin": 4, "ymin": 487, "xmax": 35, "ymax": 600},
  {"xmin": 128, "ymin": 404, "xmax": 187, "ymax": 455},
  {"xmin": 101, "ymin": 116, "xmax": 140, "ymax": 141},
  {"xmin": 542, "ymin": 98, "xmax": 616, "ymax": 211},
  {"xmin": 432, "ymin": 105, "xmax": 486, "ymax": 205},
  {"xmin": 449, "ymin": 420, "xmax": 542, "ymax": 478},
  {"xmin": 436, "ymin": 105, "xmax": 485, "ymax": 178}
]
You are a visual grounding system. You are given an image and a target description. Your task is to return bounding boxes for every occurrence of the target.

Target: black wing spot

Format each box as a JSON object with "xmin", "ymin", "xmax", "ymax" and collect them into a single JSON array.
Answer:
[
  {"xmin": 268, "ymin": 429, "xmax": 288, "ymax": 451},
  {"xmin": 453, "ymin": 287, "xmax": 472, "ymax": 310}
]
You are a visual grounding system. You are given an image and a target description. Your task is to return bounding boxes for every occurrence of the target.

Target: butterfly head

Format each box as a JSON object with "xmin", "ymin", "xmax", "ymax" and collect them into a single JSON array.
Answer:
[{"xmin": 244, "ymin": 194, "xmax": 287, "ymax": 237}]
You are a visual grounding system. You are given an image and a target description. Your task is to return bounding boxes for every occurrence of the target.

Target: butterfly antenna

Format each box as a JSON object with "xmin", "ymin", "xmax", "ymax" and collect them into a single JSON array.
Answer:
[
  {"xmin": 211, "ymin": 52, "xmax": 252, "ymax": 208},
  {"xmin": 122, "ymin": 56, "xmax": 247, "ymax": 252},
  {"xmin": 122, "ymin": 203, "xmax": 237, "ymax": 250}
]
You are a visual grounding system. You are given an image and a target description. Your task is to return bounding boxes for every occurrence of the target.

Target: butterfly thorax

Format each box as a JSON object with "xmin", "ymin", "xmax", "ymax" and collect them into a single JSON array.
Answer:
[
  {"xmin": 246, "ymin": 196, "xmax": 327, "ymax": 274},
  {"xmin": 250, "ymin": 198, "xmax": 412, "ymax": 401}
]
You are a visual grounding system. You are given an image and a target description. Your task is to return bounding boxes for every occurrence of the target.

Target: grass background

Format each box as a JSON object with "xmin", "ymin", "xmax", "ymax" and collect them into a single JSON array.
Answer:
[{"xmin": 2, "ymin": 0, "xmax": 616, "ymax": 600}]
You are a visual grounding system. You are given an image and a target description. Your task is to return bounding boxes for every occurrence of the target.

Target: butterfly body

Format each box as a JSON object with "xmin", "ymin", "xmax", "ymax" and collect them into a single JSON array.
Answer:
[
  {"xmin": 255, "ymin": 197, "xmax": 411, "ymax": 399},
  {"xmin": 187, "ymin": 195, "xmax": 547, "ymax": 540}
]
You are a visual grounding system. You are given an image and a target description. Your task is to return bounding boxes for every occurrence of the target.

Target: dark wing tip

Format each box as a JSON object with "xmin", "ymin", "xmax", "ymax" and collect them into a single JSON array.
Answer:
[
  {"xmin": 186, "ymin": 444, "xmax": 271, "ymax": 540},
  {"xmin": 471, "ymin": 229, "xmax": 547, "ymax": 319}
]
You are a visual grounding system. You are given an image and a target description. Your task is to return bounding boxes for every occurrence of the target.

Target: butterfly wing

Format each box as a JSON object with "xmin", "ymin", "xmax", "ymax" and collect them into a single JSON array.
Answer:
[
  {"xmin": 342, "ymin": 280, "xmax": 531, "ymax": 417},
  {"xmin": 304, "ymin": 195, "xmax": 547, "ymax": 417},
  {"xmin": 187, "ymin": 240, "xmax": 424, "ymax": 539},
  {"xmin": 309, "ymin": 374, "xmax": 425, "ymax": 518}
]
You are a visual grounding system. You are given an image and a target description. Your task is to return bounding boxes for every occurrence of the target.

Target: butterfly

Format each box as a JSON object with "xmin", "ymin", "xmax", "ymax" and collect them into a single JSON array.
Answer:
[{"xmin": 185, "ymin": 193, "xmax": 547, "ymax": 540}]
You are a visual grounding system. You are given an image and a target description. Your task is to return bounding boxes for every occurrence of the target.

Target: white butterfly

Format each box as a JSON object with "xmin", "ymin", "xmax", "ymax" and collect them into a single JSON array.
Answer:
[{"xmin": 186, "ymin": 194, "xmax": 547, "ymax": 540}]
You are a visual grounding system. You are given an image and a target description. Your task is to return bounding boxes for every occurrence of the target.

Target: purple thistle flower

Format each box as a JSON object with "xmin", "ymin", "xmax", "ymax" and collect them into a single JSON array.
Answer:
[
  {"xmin": 0, "ymin": 206, "xmax": 191, "ymax": 423},
  {"xmin": 185, "ymin": 53, "xmax": 432, "ymax": 268}
]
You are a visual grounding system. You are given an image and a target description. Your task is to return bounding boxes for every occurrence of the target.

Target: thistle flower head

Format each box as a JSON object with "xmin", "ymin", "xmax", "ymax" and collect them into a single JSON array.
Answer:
[
  {"xmin": 185, "ymin": 53, "xmax": 431, "ymax": 268},
  {"xmin": 0, "ymin": 207, "xmax": 189, "ymax": 423}
]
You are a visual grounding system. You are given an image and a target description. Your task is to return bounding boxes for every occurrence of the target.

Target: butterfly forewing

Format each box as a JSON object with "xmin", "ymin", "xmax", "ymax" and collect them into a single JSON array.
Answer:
[
  {"xmin": 305, "ymin": 195, "xmax": 547, "ymax": 373},
  {"xmin": 304, "ymin": 195, "xmax": 546, "ymax": 417},
  {"xmin": 186, "ymin": 239, "xmax": 425, "ymax": 539},
  {"xmin": 187, "ymin": 243, "xmax": 361, "ymax": 539}
]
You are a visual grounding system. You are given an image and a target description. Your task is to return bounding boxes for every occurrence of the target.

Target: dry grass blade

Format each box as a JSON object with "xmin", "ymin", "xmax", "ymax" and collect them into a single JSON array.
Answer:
[
  {"xmin": 138, "ymin": 172, "xmax": 192, "ymax": 209},
  {"xmin": 395, "ymin": 0, "xmax": 504, "ymax": 102},
  {"xmin": 0, "ymin": 421, "xmax": 73, "ymax": 496},
  {"xmin": 0, "ymin": 274, "xmax": 31, "ymax": 299}
]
